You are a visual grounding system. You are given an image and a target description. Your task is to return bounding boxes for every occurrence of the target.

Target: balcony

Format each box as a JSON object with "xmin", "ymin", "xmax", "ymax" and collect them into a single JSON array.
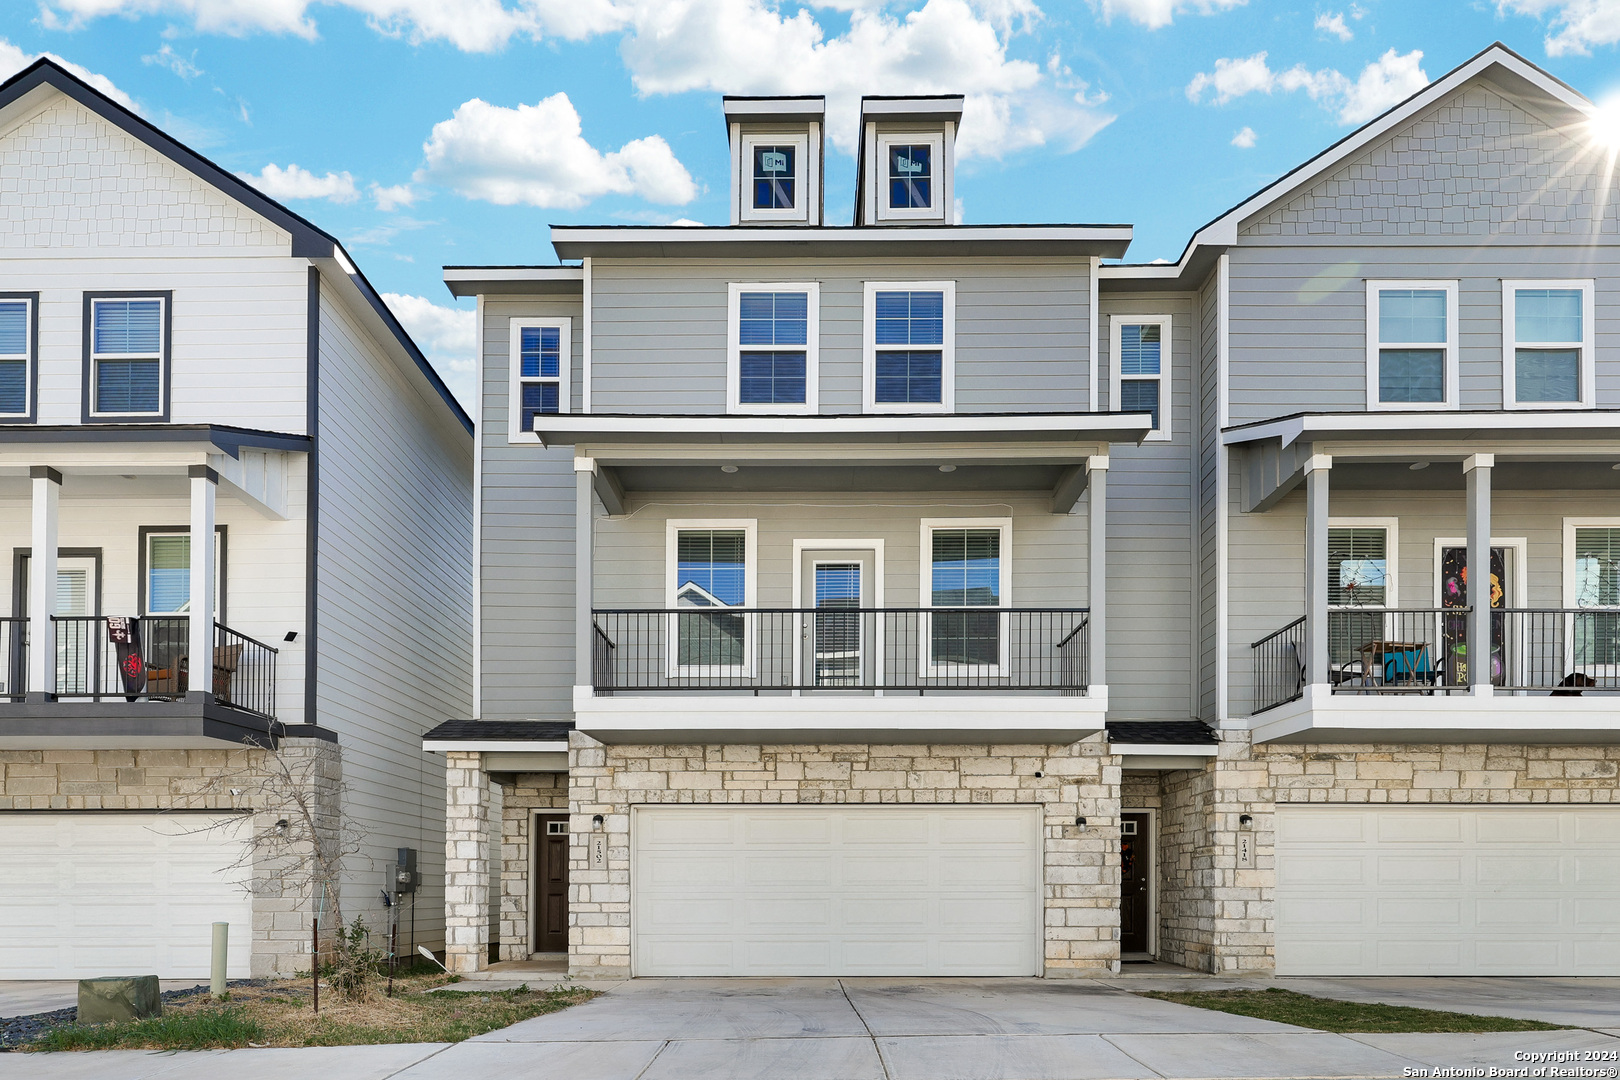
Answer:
[
  {"xmin": 0, "ymin": 615, "xmax": 279, "ymax": 748},
  {"xmin": 1250, "ymin": 608, "xmax": 1620, "ymax": 744},
  {"xmin": 579, "ymin": 607, "xmax": 1104, "ymax": 743}
]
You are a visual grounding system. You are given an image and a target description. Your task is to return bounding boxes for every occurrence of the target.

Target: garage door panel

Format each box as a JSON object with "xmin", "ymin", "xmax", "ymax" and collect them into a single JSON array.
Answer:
[
  {"xmin": 633, "ymin": 806, "xmax": 1039, "ymax": 977},
  {"xmin": 1277, "ymin": 807, "xmax": 1620, "ymax": 976}
]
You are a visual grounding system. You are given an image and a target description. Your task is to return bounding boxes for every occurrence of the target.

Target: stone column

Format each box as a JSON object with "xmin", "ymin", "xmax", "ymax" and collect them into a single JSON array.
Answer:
[{"xmin": 444, "ymin": 750, "xmax": 489, "ymax": 973}]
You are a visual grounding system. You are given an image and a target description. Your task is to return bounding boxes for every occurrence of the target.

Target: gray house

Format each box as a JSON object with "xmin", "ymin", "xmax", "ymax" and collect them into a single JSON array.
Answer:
[
  {"xmin": 0, "ymin": 60, "xmax": 473, "ymax": 980},
  {"xmin": 431, "ymin": 44, "xmax": 1620, "ymax": 978}
]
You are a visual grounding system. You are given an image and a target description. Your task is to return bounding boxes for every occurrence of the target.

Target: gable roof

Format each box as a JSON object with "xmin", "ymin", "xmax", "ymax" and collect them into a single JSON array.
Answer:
[
  {"xmin": 0, "ymin": 58, "xmax": 472, "ymax": 435},
  {"xmin": 1102, "ymin": 42, "xmax": 1599, "ymax": 289}
]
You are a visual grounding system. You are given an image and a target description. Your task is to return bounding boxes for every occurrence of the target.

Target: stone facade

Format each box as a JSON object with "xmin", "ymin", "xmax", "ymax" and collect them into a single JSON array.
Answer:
[
  {"xmin": 497, "ymin": 771, "xmax": 568, "ymax": 961},
  {"xmin": 0, "ymin": 736, "xmax": 341, "ymax": 978},
  {"xmin": 443, "ymin": 750, "xmax": 488, "ymax": 973},
  {"xmin": 566, "ymin": 730, "xmax": 1122, "ymax": 979}
]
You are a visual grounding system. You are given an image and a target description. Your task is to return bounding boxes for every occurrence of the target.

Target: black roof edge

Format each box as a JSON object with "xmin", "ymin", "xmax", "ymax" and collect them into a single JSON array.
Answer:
[
  {"xmin": 859, "ymin": 94, "xmax": 965, "ymax": 102},
  {"xmin": 723, "ymin": 94, "xmax": 827, "ymax": 102},
  {"xmin": 0, "ymin": 59, "xmax": 471, "ymax": 437},
  {"xmin": 0, "ymin": 422, "xmax": 313, "ymax": 457}
]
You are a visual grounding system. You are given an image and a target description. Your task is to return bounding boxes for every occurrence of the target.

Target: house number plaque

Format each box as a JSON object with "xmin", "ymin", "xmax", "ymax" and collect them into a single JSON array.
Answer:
[
  {"xmin": 1237, "ymin": 832, "xmax": 1254, "ymax": 869},
  {"xmin": 589, "ymin": 834, "xmax": 607, "ymax": 870}
]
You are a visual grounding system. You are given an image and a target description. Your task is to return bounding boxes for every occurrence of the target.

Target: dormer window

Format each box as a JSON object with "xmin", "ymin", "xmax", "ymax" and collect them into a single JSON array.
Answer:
[
  {"xmin": 876, "ymin": 133, "xmax": 944, "ymax": 220},
  {"xmin": 739, "ymin": 133, "xmax": 810, "ymax": 223},
  {"xmin": 753, "ymin": 144, "xmax": 795, "ymax": 210}
]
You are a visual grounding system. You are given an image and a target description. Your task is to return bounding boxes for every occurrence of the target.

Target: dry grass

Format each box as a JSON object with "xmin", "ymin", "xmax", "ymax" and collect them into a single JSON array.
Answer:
[
  {"xmin": 28, "ymin": 974, "xmax": 598, "ymax": 1051},
  {"xmin": 1139, "ymin": 988, "xmax": 1568, "ymax": 1034}
]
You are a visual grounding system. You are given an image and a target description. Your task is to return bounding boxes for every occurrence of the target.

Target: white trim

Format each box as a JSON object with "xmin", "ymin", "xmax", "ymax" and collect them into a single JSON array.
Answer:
[
  {"xmin": 552, "ymin": 225, "xmax": 1131, "ymax": 248},
  {"xmin": 1087, "ymin": 257, "xmax": 1100, "ymax": 414},
  {"xmin": 1563, "ymin": 519, "xmax": 1620, "ymax": 680},
  {"xmin": 472, "ymin": 293, "xmax": 484, "ymax": 718},
  {"xmin": 538, "ymin": 411, "xmax": 1146, "ymax": 442},
  {"xmin": 1112, "ymin": 744, "xmax": 1219, "ymax": 757},
  {"xmin": 1215, "ymin": 252, "xmax": 1230, "ymax": 723},
  {"xmin": 665, "ymin": 519, "xmax": 758, "ymax": 679},
  {"xmin": 0, "ymin": 294, "xmax": 32, "ymax": 417},
  {"xmin": 581, "ymin": 257, "xmax": 593, "ymax": 414},
  {"xmin": 1366, "ymin": 280, "xmax": 1459, "ymax": 412},
  {"xmin": 726, "ymin": 282, "xmax": 820, "ymax": 415},
  {"xmin": 1120, "ymin": 806, "xmax": 1158, "ymax": 957},
  {"xmin": 88, "ymin": 294, "xmax": 167, "ymax": 418},
  {"xmin": 1328, "ymin": 517, "xmax": 1400, "ymax": 610},
  {"xmin": 1503, "ymin": 279, "xmax": 1595, "ymax": 410},
  {"xmin": 792, "ymin": 539, "xmax": 886, "ymax": 694},
  {"xmin": 874, "ymin": 132, "xmax": 946, "ymax": 222},
  {"xmin": 507, "ymin": 317, "xmax": 572, "ymax": 442},
  {"xmin": 1109, "ymin": 313, "xmax": 1172, "ymax": 441},
  {"xmin": 1431, "ymin": 536, "xmax": 1528, "ymax": 608},
  {"xmin": 1223, "ymin": 410, "xmax": 1620, "ymax": 447},
  {"xmin": 421, "ymin": 739, "xmax": 570, "ymax": 753},
  {"xmin": 738, "ymin": 133, "xmax": 812, "ymax": 223},
  {"xmin": 862, "ymin": 280, "xmax": 956, "ymax": 414},
  {"xmin": 919, "ymin": 517, "xmax": 1012, "ymax": 678}
]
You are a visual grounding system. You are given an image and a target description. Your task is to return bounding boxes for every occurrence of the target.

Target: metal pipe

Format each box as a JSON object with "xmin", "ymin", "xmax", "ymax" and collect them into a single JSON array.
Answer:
[{"xmin": 210, "ymin": 922, "xmax": 228, "ymax": 999}]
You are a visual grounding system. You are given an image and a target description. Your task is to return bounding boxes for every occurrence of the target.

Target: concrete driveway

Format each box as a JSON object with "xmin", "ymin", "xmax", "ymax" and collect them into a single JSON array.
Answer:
[{"xmin": 5, "ymin": 976, "xmax": 1620, "ymax": 1079}]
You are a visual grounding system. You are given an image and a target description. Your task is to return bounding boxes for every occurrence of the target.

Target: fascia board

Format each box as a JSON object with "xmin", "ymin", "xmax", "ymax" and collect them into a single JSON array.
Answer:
[{"xmin": 421, "ymin": 739, "xmax": 571, "ymax": 753}]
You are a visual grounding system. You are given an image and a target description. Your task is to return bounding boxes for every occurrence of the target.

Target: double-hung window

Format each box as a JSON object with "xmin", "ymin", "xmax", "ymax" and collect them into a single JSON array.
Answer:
[
  {"xmin": 739, "ymin": 133, "xmax": 810, "ymax": 223},
  {"xmin": 864, "ymin": 281, "xmax": 954, "ymax": 413},
  {"xmin": 876, "ymin": 134, "xmax": 944, "ymax": 221},
  {"xmin": 507, "ymin": 317, "xmax": 571, "ymax": 440},
  {"xmin": 1326, "ymin": 521, "xmax": 1396, "ymax": 667},
  {"xmin": 1504, "ymin": 281, "xmax": 1593, "ymax": 409},
  {"xmin": 727, "ymin": 283, "xmax": 817, "ymax": 413},
  {"xmin": 667, "ymin": 521, "xmax": 756, "ymax": 676},
  {"xmin": 1366, "ymin": 281, "xmax": 1457, "ymax": 410},
  {"xmin": 0, "ymin": 293, "xmax": 36, "ymax": 422},
  {"xmin": 87, "ymin": 295, "xmax": 168, "ymax": 420},
  {"xmin": 922, "ymin": 519, "xmax": 1010, "ymax": 675},
  {"xmin": 1110, "ymin": 315, "xmax": 1170, "ymax": 440},
  {"xmin": 1567, "ymin": 523, "xmax": 1620, "ymax": 673}
]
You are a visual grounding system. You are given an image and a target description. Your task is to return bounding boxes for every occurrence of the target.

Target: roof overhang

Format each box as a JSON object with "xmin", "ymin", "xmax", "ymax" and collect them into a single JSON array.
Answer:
[
  {"xmin": 549, "ymin": 225, "xmax": 1132, "ymax": 260},
  {"xmin": 443, "ymin": 266, "xmax": 583, "ymax": 298},
  {"xmin": 859, "ymin": 94, "xmax": 965, "ymax": 126},
  {"xmin": 538, "ymin": 412, "xmax": 1152, "ymax": 450},
  {"xmin": 724, "ymin": 95, "xmax": 827, "ymax": 126},
  {"xmin": 1225, "ymin": 410, "xmax": 1620, "ymax": 450},
  {"xmin": 421, "ymin": 739, "xmax": 569, "ymax": 753}
]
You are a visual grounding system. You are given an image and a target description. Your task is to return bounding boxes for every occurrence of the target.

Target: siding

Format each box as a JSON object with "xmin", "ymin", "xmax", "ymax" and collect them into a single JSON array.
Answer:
[
  {"xmin": 480, "ymin": 297, "xmax": 581, "ymax": 721},
  {"xmin": 315, "ymin": 280, "xmax": 473, "ymax": 951},
  {"xmin": 1196, "ymin": 272, "xmax": 1221, "ymax": 721},
  {"xmin": 588, "ymin": 257, "xmax": 1092, "ymax": 414}
]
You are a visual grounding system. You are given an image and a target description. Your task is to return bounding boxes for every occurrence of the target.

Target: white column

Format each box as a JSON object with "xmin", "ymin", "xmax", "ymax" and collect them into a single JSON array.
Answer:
[
  {"xmin": 575, "ymin": 458, "xmax": 596, "ymax": 696},
  {"xmin": 189, "ymin": 465, "xmax": 218, "ymax": 699},
  {"xmin": 1465, "ymin": 453, "xmax": 1494, "ymax": 696},
  {"xmin": 28, "ymin": 466, "xmax": 61, "ymax": 698},
  {"xmin": 1303, "ymin": 454, "xmax": 1332, "ymax": 688},
  {"xmin": 1086, "ymin": 455, "xmax": 1108, "ymax": 697}
]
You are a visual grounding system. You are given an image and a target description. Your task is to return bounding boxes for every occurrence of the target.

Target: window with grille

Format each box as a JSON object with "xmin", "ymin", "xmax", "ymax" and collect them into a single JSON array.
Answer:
[
  {"xmin": 1574, "ymin": 527, "xmax": 1620, "ymax": 666},
  {"xmin": 0, "ymin": 296, "xmax": 32, "ymax": 419},
  {"xmin": 89, "ymin": 297, "xmax": 165, "ymax": 417},
  {"xmin": 876, "ymin": 134, "xmax": 944, "ymax": 221},
  {"xmin": 674, "ymin": 528, "xmax": 749, "ymax": 669},
  {"xmin": 508, "ymin": 318, "xmax": 570, "ymax": 438},
  {"xmin": 1112, "ymin": 316, "xmax": 1170, "ymax": 439},
  {"xmin": 1505, "ymin": 281, "xmax": 1592, "ymax": 408},
  {"xmin": 739, "ymin": 134, "xmax": 809, "ymax": 223},
  {"xmin": 1368, "ymin": 282, "xmax": 1456, "ymax": 410},
  {"xmin": 867, "ymin": 283, "xmax": 952, "ymax": 411},
  {"xmin": 928, "ymin": 525, "xmax": 1005, "ymax": 669},
  {"xmin": 1328, "ymin": 526, "xmax": 1389, "ymax": 665},
  {"xmin": 730, "ymin": 284, "xmax": 816, "ymax": 413}
]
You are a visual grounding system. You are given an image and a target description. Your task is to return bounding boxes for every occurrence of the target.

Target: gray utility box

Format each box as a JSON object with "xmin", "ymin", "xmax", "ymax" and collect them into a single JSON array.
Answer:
[{"xmin": 77, "ymin": 976, "xmax": 162, "ymax": 1024}]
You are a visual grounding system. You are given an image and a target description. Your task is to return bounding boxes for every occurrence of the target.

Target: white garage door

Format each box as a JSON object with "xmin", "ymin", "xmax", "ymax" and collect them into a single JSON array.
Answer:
[
  {"xmin": 632, "ymin": 806, "xmax": 1041, "ymax": 976},
  {"xmin": 1276, "ymin": 806, "xmax": 1620, "ymax": 975},
  {"xmin": 0, "ymin": 812, "xmax": 254, "ymax": 979}
]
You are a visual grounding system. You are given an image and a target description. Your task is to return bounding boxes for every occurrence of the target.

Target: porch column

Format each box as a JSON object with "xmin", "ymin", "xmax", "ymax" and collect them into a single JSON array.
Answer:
[
  {"xmin": 1303, "ymin": 454, "xmax": 1332, "ymax": 687},
  {"xmin": 1465, "ymin": 454, "xmax": 1494, "ymax": 695},
  {"xmin": 444, "ymin": 750, "xmax": 490, "ymax": 973},
  {"xmin": 574, "ymin": 458, "xmax": 595, "ymax": 695},
  {"xmin": 188, "ymin": 465, "xmax": 218, "ymax": 701},
  {"xmin": 27, "ymin": 466, "xmax": 61, "ymax": 699},
  {"xmin": 1086, "ymin": 455, "xmax": 1108, "ymax": 696}
]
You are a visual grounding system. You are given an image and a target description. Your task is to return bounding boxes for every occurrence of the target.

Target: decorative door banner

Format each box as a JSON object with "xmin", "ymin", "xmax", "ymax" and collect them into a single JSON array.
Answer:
[{"xmin": 1439, "ymin": 546, "xmax": 1506, "ymax": 685}]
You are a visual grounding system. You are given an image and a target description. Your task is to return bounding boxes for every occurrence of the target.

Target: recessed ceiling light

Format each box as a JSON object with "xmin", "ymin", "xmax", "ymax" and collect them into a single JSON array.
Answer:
[
  {"xmin": 938, "ymin": 464, "xmax": 957, "ymax": 473},
  {"xmin": 120, "ymin": 474, "xmax": 137, "ymax": 480},
  {"xmin": 720, "ymin": 465, "xmax": 738, "ymax": 474},
  {"xmin": 1612, "ymin": 463, "xmax": 1620, "ymax": 471},
  {"xmin": 1409, "ymin": 462, "xmax": 1430, "ymax": 471}
]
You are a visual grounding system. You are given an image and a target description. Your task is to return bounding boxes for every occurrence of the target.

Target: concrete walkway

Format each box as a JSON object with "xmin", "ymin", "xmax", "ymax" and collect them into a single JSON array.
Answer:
[{"xmin": 4, "ymin": 976, "xmax": 1619, "ymax": 1079}]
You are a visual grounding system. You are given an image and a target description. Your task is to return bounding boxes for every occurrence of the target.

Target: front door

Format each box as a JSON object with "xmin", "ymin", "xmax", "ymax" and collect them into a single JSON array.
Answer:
[
  {"xmin": 1439, "ymin": 545, "xmax": 1511, "ymax": 685},
  {"xmin": 534, "ymin": 816, "xmax": 569, "ymax": 954},
  {"xmin": 1120, "ymin": 812, "xmax": 1152, "ymax": 954},
  {"xmin": 19, "ymin": 554, "xmax": 100, "ymax": 695},
  {"xmin": 797, "ymin": 548, "xmax": 877, "ymax": 690}
]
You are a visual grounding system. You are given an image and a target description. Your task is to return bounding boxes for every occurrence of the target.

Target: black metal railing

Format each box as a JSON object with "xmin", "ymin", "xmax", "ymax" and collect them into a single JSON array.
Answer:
[
  {"xmin": 1328, "ymin": 608, "xmax": 1469, "ymax": 693},
  {"xmin": 590, "ymin": 608, "xmax": 1090, "ymax": 693},
  {"xmin": 0, "ymin": 617, "xmax": 23, "ymax": 701},
  {"xmin": 1250, "ymin": 616, "xmax": 1306, "ymax": 714},
  {"xmin": 49, "ymin": 616, "xmax": 277, "ymax": 718},
  {"xmin": 1495, "ymin": 609, "xmax": 1620, "ymax": 694}
]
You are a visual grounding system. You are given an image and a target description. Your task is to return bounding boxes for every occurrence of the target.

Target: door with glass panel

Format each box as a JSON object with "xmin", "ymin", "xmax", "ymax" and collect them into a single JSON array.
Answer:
[
  {"xmin": 18, "ymin": 554, "xmax": 100, "ymax": 696},
  {"xmin": 927, "ymin": 526, "xmax": 1006, "ymax": 680},
  {"xmin": 797, "ymin": 549, "xmax": 875, "ymax": 690}
]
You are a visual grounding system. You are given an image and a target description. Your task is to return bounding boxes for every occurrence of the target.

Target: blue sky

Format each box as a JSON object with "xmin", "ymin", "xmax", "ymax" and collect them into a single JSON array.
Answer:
[{"xmin": 4, "ymin": 0, "xmax": 1620, "ymax": 405}]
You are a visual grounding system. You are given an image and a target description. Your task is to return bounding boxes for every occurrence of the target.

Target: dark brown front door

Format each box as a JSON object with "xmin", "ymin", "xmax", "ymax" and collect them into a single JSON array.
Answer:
[
  {"xmin": 535, "ymin": 816, "xmax": 569, "ymax": 954},
  {"xmin": 1120, "ymin": 813, "xmax": 1151, "ymax": 954}
]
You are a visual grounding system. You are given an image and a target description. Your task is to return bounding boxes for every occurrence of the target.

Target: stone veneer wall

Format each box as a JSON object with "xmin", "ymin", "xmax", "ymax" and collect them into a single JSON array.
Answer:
[
  {"xmin": 566, "ymin": 731, "xmax": 1122, "ymax": 979},
  {"xmin": 497, "ymin": 771, "xmax": 568, "ymax": 961},
  {"xmin": 0, "ymin": 737, "xmax": 341, "ymax": 977}
]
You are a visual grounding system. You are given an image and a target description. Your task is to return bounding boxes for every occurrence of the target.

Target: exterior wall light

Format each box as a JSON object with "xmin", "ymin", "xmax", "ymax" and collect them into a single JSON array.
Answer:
[
  {"xmin": 1239, "ymin": 814, "xmax": 1253, "ymax": 828},
  {"xmin": 592, "ymin": 814, "xmax": 605, "ymax": 829}
]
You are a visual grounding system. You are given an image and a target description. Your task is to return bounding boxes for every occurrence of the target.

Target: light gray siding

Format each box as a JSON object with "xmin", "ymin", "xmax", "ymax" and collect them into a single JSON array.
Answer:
[
  {"xmin": 315, "ymin": 279, "xmax": 473, "ymax": 950},
  {"xmin": 1196, "ymin": 272, "xmax": 1220, "ymax": 722},
  {"xmin": 479, "ymin": 296, "xmax": 581, "ymax": 721},
  {"xmin": 588, "ymin": 257, "xmax": 1092, "ymax": 414}
]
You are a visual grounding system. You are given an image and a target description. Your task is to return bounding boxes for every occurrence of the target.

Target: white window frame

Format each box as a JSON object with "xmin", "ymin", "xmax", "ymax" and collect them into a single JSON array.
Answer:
[
  {"xmin": 1502, "ymin": 279, "xmax": 1594, "ymax": 411},
  {"xmin": 0, "ymin": 293, "xmax": 34, "ymax": 421},
  {"xmin": 1365, "ymin": 280, "xmax": 1459, "ymax": 412},
  {"xmin": 89, "ymin": 294, "xmax": 167, "ymax": 419},
  {"xmin": 875, "ymin": 133, "xmax": 945, "ymax": 222},
  {"xmin": 863, "ymin": 280, "xmax": 955, "ymax": 414},
  {"xmin": 142, "ymin": 526, "xmax": 226, "ymax": 620},
  {"xmin": 665, "ymin": 519, "xmax": 758, "ymax": 678},
  {"xmin": 1109, "ymin": 314, "xmax": 1172, "ymax": 442},
  {"xmin": 727, "ymin": 282, "xmax": 819, "ymax": 415},
  {"xmin": 1327, "ymin": 517, "xmax": 1400, "ymax": 611},
  {"xmin": 1562, "ymin": 518, "xmax": 1620, "ymax": 680},
  {"xmin": 739, "ymin": 133, "xmax": 810, "ymax": 224},
  {"xmin": 507, "ymin": 317, "xmax": 572, "ymax": 442},
  {"xmin": 919, "ymin": 517, "xmax": 1012, "ymax": 678}
]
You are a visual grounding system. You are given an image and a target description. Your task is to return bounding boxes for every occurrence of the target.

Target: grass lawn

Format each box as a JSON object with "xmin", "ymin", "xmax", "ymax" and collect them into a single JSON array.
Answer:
[
  {"xmin": 1139, "ymin": 988, "xmax": 1569, "ymax": 1034},
  {"xmin": 27, "ymin": 975, "xmax": 598, "ymax": 1052}
]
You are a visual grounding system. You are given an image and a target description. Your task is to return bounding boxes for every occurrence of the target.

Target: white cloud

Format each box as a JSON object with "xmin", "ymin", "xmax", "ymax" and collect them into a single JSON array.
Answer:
[
  {"xmin": 1498, "ymin": 0, "xmax": 1620, "ymax": 56},
  {"xmin": 142, "ymin": 43, "xmax": 202, "ymax": 78},
  {"xmin": 1230, "ymin": 125, "xmax": 1256, "ymax": 147},
  {"xmin": 372, "ymin": 182, "xmax": 417, "ymax": 211},
  {"xmin": 1187, "ymin": 48, "xmax": 1427, "ymax": 125},
  {"xmin": 0, "ymin": 38, "xmax": 138, "ymax": 110},
  {"xmin": 237, "ymin": 163, "xmax": 362, "ymax": 203},
  {"xmin": 1315, "ymin": 11, "xmax": 1352, "ymax": 40},
  {"xmin": 1089, "ymin": 0, "xmax": 1245, "ymax": 30},
  {"xmin": 382, "ymin": 292, "xmax": 475, "ymax": 408},
  {"xmin": 418, "ymin": 92, "xmax": 695, "ymax": 209}
]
